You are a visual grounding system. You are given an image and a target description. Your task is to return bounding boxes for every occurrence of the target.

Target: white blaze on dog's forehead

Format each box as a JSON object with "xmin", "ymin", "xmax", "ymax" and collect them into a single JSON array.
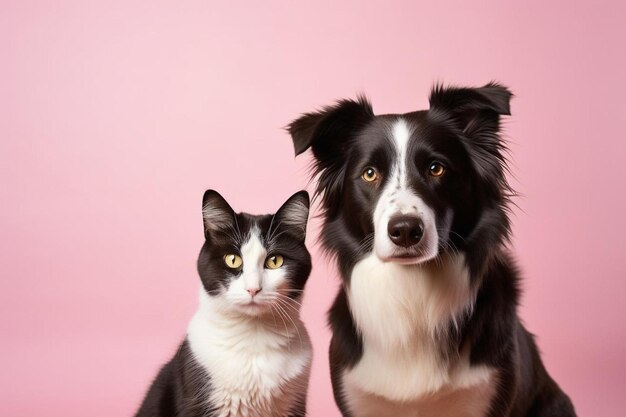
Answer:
[
  {"xmin": 390, "ymin": 118, "xmax": 412, "ymax": 189},
  {"xmin": 371, "ymin": 117, "xmax": 440, "ymax": 263}
]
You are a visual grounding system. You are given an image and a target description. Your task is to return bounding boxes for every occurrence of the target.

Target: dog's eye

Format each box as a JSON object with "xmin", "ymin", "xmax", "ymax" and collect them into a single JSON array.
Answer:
[
  {"xmin": 224, "ymin": 254, "xmax": 243, "ymax": 269},
  {"xmin": 361, "ymin": 167, "xmax": 379, "ymax": 182},
  {"xmin": 429, "ymin": 162, "xmax": 446, "ymax": 178},
  {"xmin": 265, "ymin": 255, "xmax": 284, "ymax": 269}
]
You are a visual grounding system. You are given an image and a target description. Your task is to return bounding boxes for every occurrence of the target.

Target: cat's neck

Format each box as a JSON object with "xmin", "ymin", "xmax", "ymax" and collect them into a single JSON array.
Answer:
[{"xmin": 189, "ymin": 289, "xmax": 305, "ymax": 343}]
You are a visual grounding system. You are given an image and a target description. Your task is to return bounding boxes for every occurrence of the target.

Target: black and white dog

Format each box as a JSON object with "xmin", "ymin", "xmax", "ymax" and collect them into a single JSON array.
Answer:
[{"xmin": 287, "ymin": 83, "xmax": 576, "ymax": 417}]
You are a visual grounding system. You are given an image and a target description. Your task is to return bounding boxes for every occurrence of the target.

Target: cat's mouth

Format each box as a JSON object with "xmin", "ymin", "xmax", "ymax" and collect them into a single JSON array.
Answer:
[{"xmin": 236, "ymin": 299, "xmax": 271, "ymax": 316}]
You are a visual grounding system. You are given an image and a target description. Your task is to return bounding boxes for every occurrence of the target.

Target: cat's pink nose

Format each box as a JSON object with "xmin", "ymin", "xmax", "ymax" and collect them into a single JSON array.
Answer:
[{"xmin": 247, "ymin": 288, "xmax": 261, "ymax": 298}]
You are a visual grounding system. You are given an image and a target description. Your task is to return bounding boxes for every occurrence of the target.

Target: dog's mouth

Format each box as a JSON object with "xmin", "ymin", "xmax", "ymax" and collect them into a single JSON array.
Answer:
[{"xmin": 379, "ymin": 249, "xmax": 430, "ymax": 265}]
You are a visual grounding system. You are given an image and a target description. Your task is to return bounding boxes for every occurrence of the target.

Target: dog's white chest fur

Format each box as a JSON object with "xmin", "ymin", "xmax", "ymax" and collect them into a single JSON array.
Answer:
[
  {"xmin": 187, "ymin": 292, "xmax": 312, "ymax": 417},
  {"xmin": 342, "ymin": 253, "xmax": 496, "ymax": 417}
]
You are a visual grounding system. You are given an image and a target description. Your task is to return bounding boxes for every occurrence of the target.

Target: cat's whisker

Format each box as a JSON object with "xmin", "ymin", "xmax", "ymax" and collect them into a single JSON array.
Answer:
[
  {"xmin": 266, "ymin": 218, "xmax": 282, "ymax": 242},
  {"xmin": 267, "ymin": 301, "xmax": 279, "ymax": 330},
  {"xmin": 265, "ymin": 291, "xmax": 304, "ymax": 309},
  {"xmin": 273, "ymin": 295, "xmax": 301, "ymax": 315},
  {"xmin": 267, "ymin": 217, "xmax": 288, "ymax": 245},
  {"xmin": 267, "ymin": 214, "xmax": 277, "ymax": 240},
  {"xmin": 272, "ymin": 299, "xmax": 303, "ymax": 349},
  {"xmin": 267, "ymin": 227, "xmax": 291, "ymax": 246},
  {"xmin": 272, "ymin": 302, "xmax": 292, "ymax": 353},
  {"xmin": 275, "ymin": 294, "xmax": 304, "ymax": 309}
]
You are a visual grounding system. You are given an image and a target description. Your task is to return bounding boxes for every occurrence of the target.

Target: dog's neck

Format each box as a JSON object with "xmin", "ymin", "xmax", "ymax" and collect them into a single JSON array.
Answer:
[{"xmin": 346, "ymin": 251, "xmax": 476, "ymax": 352}]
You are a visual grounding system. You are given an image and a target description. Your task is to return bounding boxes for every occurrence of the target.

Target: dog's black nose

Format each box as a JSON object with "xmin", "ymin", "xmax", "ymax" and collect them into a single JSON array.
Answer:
[{"xmin": 387, "ymin": 215, "xmax": 424, "ymax": 247}]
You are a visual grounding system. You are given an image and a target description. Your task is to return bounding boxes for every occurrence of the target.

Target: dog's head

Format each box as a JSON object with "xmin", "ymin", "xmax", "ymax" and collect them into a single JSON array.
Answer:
[{"xmin": 288, "ymin": 83, "xmax": 513, "ymax": 274}]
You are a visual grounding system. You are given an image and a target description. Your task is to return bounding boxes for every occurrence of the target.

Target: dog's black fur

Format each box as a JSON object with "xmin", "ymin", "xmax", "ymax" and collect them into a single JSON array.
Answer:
[{"xmin": 288, "ymin": 83, "xmax": 576, "ymax": 416}]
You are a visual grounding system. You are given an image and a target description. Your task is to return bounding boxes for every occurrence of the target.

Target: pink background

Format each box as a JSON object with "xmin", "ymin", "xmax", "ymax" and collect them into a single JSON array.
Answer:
[{"xmin": 2, "ymin": 1, "xmax": 625, "ymax": 415}]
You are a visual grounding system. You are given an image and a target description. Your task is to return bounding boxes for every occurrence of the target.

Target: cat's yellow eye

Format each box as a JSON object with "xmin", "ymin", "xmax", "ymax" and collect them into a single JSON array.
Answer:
[
  {"xmin": 361, "ymin": 167, "xmax": 378, "ymax": 182},
  {"xmin": 223, "ymin": 254, "xmax": 243, "ymax": 269},
  {"xmin": 429, "ymin": 162, "xmax": 446, "ymax": 178},
  {"xmin": 265, "ymin": 255, "xmax": 284, "ymax": 269}
]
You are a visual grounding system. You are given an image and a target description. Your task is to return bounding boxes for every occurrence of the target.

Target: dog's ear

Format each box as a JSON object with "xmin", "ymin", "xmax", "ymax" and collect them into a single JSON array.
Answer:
[
  {"xmin": 430, "ymin": 82, "xmax": 513, "ymax": 201},
  {"xmin": 202, "ymin": 189, "xmax": 236, "ymax": 239},
  {"xmin": 286, "ymin": 96, "xmax": 374, "ymax": 212},
  {"xmin": 287, "ymin": 96, "xmax": 374, "ymax": 158},
  {"xmin": 429, "ymin": 82, "xmax": 512, "ymax": 136}
]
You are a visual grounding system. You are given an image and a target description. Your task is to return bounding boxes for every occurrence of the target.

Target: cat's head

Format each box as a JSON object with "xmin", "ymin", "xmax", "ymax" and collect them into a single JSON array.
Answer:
[{"xmin": 197, "ymin": 190, "xmax": 311, "ymax": 317}]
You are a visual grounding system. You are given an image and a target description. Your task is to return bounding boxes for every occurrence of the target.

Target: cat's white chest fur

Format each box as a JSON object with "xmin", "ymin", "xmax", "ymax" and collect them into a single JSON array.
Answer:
[
  {"xmin": 342, "ymin": 253, "xmax": 496, "ymax": 417},
  {"xmin": 187, "ymin": 291, "xmax": 312, "ymax": 417}
]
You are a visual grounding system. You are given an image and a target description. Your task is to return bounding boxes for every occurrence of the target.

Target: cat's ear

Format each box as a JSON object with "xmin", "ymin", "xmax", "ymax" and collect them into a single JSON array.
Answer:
[
  {"xmin": 272, "ymin": 191, "xmax": 310, "ymax": 241},
  {"xmin": 202, "ymin": 189, "xmax": 235, "ymax": 238}
]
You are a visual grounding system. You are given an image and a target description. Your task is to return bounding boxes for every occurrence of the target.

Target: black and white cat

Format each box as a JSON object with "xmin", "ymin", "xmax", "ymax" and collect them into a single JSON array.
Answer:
[{"xmin": 136, "ymin": 190, "xmax": 313, "ymax": 417}]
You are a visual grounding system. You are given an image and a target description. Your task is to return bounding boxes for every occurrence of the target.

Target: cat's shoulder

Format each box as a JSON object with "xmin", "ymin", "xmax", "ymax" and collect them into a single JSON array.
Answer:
[{"xmin": 135, "ymin": 340, "xmax": 214, "ymax": 417}]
